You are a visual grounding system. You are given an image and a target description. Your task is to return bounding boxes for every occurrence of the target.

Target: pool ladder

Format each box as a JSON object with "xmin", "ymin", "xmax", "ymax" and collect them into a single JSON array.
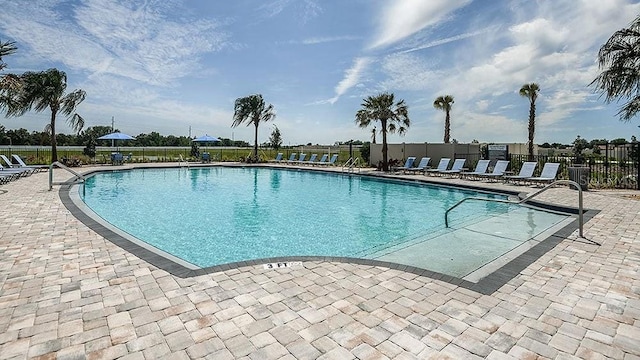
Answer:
[
  {"xmin": 444, "ymin": 180, "xmax": 599, "ymax": 245},
  {"xmin": 342, "ymin": 157, "xmax": 360, "ymax": 173},
  {"xmin": 49, "ymin": 161, "xmax": 86, "ymax": 196}
]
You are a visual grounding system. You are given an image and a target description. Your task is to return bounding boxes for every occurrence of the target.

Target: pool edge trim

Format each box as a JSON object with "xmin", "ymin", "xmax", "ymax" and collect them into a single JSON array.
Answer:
[{"xmin": 58, "ymin": 165, "xmax": 598, "ymax": 295}]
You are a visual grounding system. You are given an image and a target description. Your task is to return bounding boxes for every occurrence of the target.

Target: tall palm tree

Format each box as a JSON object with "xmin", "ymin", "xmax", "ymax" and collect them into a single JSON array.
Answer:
[
  {"xmin": 433, "ymin": 95, "xmax": 454, "ymax": 143},
  {"xmin": 0, "ymin": 40, "xmax": 17, "ymax": 71},
  {"xmin": 355, "ymin": 92, "xmax": 410, "ymax": 171},
  {"xmin": 0, "ymin": 41, "xmax": 20, "ymax": 111},
  {"xmin": 4, "ymin": 68, "xmax": 85, "ymax": 162},
  {"xmin": 519, "ymin": 83, "xmax": 540, "ymax": 160},
  {"xmin": 591, "ymin": 15, "xmax": 640, "ymax": 121},
  {"xmin": 232, "ymin": 94, "xmax": 275, "ymax": 162}
]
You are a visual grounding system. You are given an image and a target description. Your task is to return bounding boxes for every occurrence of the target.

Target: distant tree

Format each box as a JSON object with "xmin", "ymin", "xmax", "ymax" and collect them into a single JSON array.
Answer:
[
  {"xmin": 360, "ymin": 141, "xmax": 371, "ymax": 164},
  {"xmin": 2, "ymin": 68, "xmax": 85, "ymax": 162},
  {"xmin": 540, "ymin": 142, "xmax": 552, "ymax": 148},
  {"xmin": 355, "ymin": 92, "xmax": 410, "ymax": 171},
  {"xmin": 232, "ymin": 94, "xmax": 275, "ymax": 162},
  {"xmin": 591, "ymin": 15, "xmax": 640, "ymax": 121},
  {"xmin": 611, "ymin": 137, "xmax": 627, "ymax": 145},
  {"xmin": 572, "ymin": 135, "xmax": 589, "ymax": 163},
  {"xmin": 83, "ymin": 137, "xmax": 96, "ymax": 159},
  {"xmin": 519, "ymin": 83, "xmax": 540, "ymax": 160},
  {"xmin": 190, "ymin": 142, "xmax": 200, "ymax": 158},
  {"xmin": 433, "ymin": 95, "xmax": 454, "ymax": 143},
  {"xmin": 269, "ymin": 125, "xmax": 282, "ymax": 150}
]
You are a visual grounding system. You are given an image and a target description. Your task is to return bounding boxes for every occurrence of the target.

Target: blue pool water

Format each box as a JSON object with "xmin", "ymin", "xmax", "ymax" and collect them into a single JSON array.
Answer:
[{"xmin": 80, "ymin": 167, "xmax": 527, "ymax": 268}]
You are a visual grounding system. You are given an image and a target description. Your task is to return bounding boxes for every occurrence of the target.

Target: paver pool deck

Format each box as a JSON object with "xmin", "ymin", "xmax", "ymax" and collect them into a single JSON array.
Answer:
[{"xmin": 0, "ymin": 163, "xmax": 639, "ymax": 359}]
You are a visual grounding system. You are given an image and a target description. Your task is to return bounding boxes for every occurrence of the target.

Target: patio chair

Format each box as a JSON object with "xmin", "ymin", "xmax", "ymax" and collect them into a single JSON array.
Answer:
[
  {"xmin": 439, "ymin": 158, "xmax": 466, "ymax": 176},
  {"xmin": 11, "ymin": 154, "xmax": 48, "ymax": 172},
  {"xmin": 504, "ymin": 161, "xmax": 537, "ymax": 184},
  {"xmin": 269, "ymin": 153, "xmax": 283, "ymax": 163},
  {"xmin": 285, "ymin": 153, "xmax": 297, "ymax": 164},
  {"xmin": 318, "ymin": 154, "xmax": 339, "ymax": 166},
  {"xmin": 478, "ymin": 160, "xmax": 510, "ymax": 181},
  {"xmin": 0, "ymin": 163, "xmax": 31, "ymax": 178},
  {"xmin": 527, "ymin": 162, "xmax": 560, "ymax": 186},
  {"xmin": 425, "ymin": 158, "xmax": 451, "ymax": 176},
  {"xmin": 293, "ymin": 153, "xmax": 307, "ymax": 164},
  {"xmin": 392, "ymin": 156, "xmax": 416, "ymax": 172},
  {"xmin": 313, "ymin": 154, "xmax": 328, "ymax": 166},
  {"xmin": 405, "ymin": 157, "xmax": 431, "ymax": 174},
  {"xmin": 1, "ymin": 155, "xmax": 37, "ymax": 175},
  {"xmin": 460, "ymin": 159, "xmax": 490, "ymax": 179},
  {"xmin": 305, "ymin": 154, "xmax": 318, "ymax": 165}
]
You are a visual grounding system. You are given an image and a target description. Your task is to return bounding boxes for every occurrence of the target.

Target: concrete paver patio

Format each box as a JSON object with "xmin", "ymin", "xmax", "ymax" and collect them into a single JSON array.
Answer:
[{"xmin": 0, "ymin": 164, "xmax": 639, "ymax": 359}]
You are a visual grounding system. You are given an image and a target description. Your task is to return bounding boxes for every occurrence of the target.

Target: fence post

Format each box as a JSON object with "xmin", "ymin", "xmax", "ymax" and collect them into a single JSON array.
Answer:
[{"xmin": 636, "ymin": 142, "xmax": 640, "ymax": 190}]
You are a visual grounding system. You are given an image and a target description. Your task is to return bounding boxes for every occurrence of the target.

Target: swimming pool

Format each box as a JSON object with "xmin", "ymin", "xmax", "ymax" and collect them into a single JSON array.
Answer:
[{"xmin": 75, "ymin": 166, "xmax": 572, "ymax": 281}]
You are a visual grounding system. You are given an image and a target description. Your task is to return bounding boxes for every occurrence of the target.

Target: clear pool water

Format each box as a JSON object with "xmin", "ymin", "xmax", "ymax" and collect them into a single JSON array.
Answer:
[{"xmin": 80, "ymin": 167, "xmax": 518, "ymax": 268}]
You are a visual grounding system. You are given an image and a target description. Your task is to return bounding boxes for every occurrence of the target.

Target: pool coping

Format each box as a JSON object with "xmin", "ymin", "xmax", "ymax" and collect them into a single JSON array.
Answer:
[{"xmin": 58, "ymin": 164, "xmax": 598, "ymax": 295}]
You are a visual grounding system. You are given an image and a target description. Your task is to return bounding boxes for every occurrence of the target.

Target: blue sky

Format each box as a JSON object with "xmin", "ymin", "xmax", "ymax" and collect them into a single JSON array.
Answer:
[{"xmin": 1, "ymin": 0, "xmax": 640, "ymax": 145}]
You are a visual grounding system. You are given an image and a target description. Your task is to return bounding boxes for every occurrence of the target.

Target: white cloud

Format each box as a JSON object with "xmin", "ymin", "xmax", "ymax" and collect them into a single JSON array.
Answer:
[
  {"xmin": 369, "ymin": 0, "xmax": 472, "ymax": 49},
  {"xmin": 327, "ymin": 57, "xmax": 372, "ymax": 104},
  {"xmin": 301, "ymin": 35, "xmax": 361, "ymax": 45}
]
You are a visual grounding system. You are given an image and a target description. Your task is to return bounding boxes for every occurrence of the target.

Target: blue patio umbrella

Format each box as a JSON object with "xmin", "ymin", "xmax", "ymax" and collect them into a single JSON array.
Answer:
[
  {"xmin": 192, "ymin": 134, "xmax": 220, "ymax": 160},
  {"xmin": 192, "ymin": 134, "xmax": 220, "ymax": 143},
  {"xmin": 98, "ymin": 132, "xmax": 135, "ymax": 151},
  {"xmin": 98, "ymin": 132, "xmax": 135, "ymax": 141}
]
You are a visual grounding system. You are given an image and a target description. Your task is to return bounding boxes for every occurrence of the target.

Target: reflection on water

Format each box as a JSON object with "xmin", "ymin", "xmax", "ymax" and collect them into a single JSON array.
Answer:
[{"xmin": 82, "ymin": 167, "xmax": 513, "ymax": 267}]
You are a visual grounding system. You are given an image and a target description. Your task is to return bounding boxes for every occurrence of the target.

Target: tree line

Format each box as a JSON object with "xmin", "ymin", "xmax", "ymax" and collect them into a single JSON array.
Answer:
[{"xmin": 0, "ymin": 124, "xmax": 249, "ymax": 147}]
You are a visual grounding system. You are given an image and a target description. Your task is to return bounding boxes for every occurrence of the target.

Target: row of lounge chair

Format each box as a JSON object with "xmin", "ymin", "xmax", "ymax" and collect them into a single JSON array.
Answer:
[
  {"xmin": 394, "ymin": 157, "xmax": 560, "ymax": 185},
  {"xmin": 270, "ymin": 153, "xmax": 339, "ymax": 167},
  {"xmin": 0, "ymin": 154, "xmax": 46, "ymax": 184}
]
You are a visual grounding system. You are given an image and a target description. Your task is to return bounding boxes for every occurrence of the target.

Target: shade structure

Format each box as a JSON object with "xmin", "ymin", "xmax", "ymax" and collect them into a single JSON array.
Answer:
[
  {"xmin": 98, "ymin": 132, "xmax": 135, "ymax": 140},
  {"xmin": 192, "ymin": 134, "xmax": 220, "ymax": 143}
]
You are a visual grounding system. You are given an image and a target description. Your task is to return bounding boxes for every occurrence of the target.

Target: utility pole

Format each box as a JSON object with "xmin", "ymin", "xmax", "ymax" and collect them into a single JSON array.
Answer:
[{"xmin": 111, "ymin": 116, "xmax": 115, "ymax": 147}]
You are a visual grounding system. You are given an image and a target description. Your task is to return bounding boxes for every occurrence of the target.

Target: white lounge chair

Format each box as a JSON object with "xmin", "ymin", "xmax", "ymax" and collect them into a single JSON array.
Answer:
[
  {"xmin": 405, "ymin": 157, "xmax": 430, "ymax": 174},
  {"xmin": 269, "ymin": 153, "xmax": 283, "ymax": 163},
  {"xmin": 527, "ymin": 162, "xmax": 560, "ymax": 185},
  {"xmin": 313, "ymin": 154, "xmax": 328, "ymax": 166},
  {"xmin": 11, "ymin": 154, "xmax": 48, "ymax": 172},
  {"xmin": 439, "ymin": 158, "xmax": 466, "ymax": 176},
  {"xmin": 318, "ymin": 154, "xmax": 338, "ymax": 166},
  {"xmin": 305, "ymin": 154, "xmax": 318, "ymax": 165},
  {"xmin": 478, "ymin": 160, "xmax": 510, "ymax": 181},
  {"xmin": 425, "ymin": 158, "xmax": 451, "ymax": 176},
  {"xmin": 285, "ymin": 153, "xmax": 297, "ymax": 164},
  {"xmin": 460, "ymin": 159, "xmax": 490, "ymax": 179},
  {"xmin": 293, "ymin": 153, "xmax": 307, "ymax": 164},
  {"xmin": 392, "ymin": 157, "xmax": 416, "ymax": 173},
  {"xmin": 504, "ymin": 162, "xmax": 537, "ymax": 184}
]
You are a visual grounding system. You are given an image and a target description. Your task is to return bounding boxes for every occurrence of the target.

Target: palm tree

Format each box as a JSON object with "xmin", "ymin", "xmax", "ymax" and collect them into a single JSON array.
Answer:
[
  {"xmin": 232, "ymin": 94, "xmax": 275, "ymax": 162},
  {"xmin": 519, "ymin": 83, "xmax": 540, "ymax": 160},
  {"xmin": 0, "ymin": 40, "xmax": 17, "ymax": 71},
  {"xmin": 591, "ymin": 15, "xmax": 640, "ymax": 121},
  {"xmin": 0, "ymin": 41, "xmax": 20, "ymax": 112},
  {"xmin": 3, "ymin": 68, "xmax": 85, "ymax": 162},
  {"xmin": 355, "ymin": 92, "xmax": 410, "ymax": 171},
  {"xmin": 433, "ymin": 95, "xmax": 454, "ymax": 143}
]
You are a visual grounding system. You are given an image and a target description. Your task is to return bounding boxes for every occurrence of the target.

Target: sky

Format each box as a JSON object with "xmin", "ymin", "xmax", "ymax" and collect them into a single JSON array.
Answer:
[{"xmin": 1, "ymin": 0, "xmax": 640, "ymax": 146}]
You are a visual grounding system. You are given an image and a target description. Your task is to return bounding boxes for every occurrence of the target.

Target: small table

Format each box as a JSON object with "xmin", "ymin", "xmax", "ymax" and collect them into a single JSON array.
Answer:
[{"xmin": 111, "ymin": 152, "xmax": 124, "ymax": 165}]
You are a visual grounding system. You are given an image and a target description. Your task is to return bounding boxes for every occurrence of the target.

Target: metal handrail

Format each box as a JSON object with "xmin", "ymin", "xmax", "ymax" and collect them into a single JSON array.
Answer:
[
  {"xmin": 49, "ymin": 161, "xmax": 86, "ymax": 196},
  {"xmin": 342, "ymin": 157, "xmax": 360, "ymax": 173},
  {"xmin": 444, "ymin": 180, "xmax": 597, "ymax": 244}
]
